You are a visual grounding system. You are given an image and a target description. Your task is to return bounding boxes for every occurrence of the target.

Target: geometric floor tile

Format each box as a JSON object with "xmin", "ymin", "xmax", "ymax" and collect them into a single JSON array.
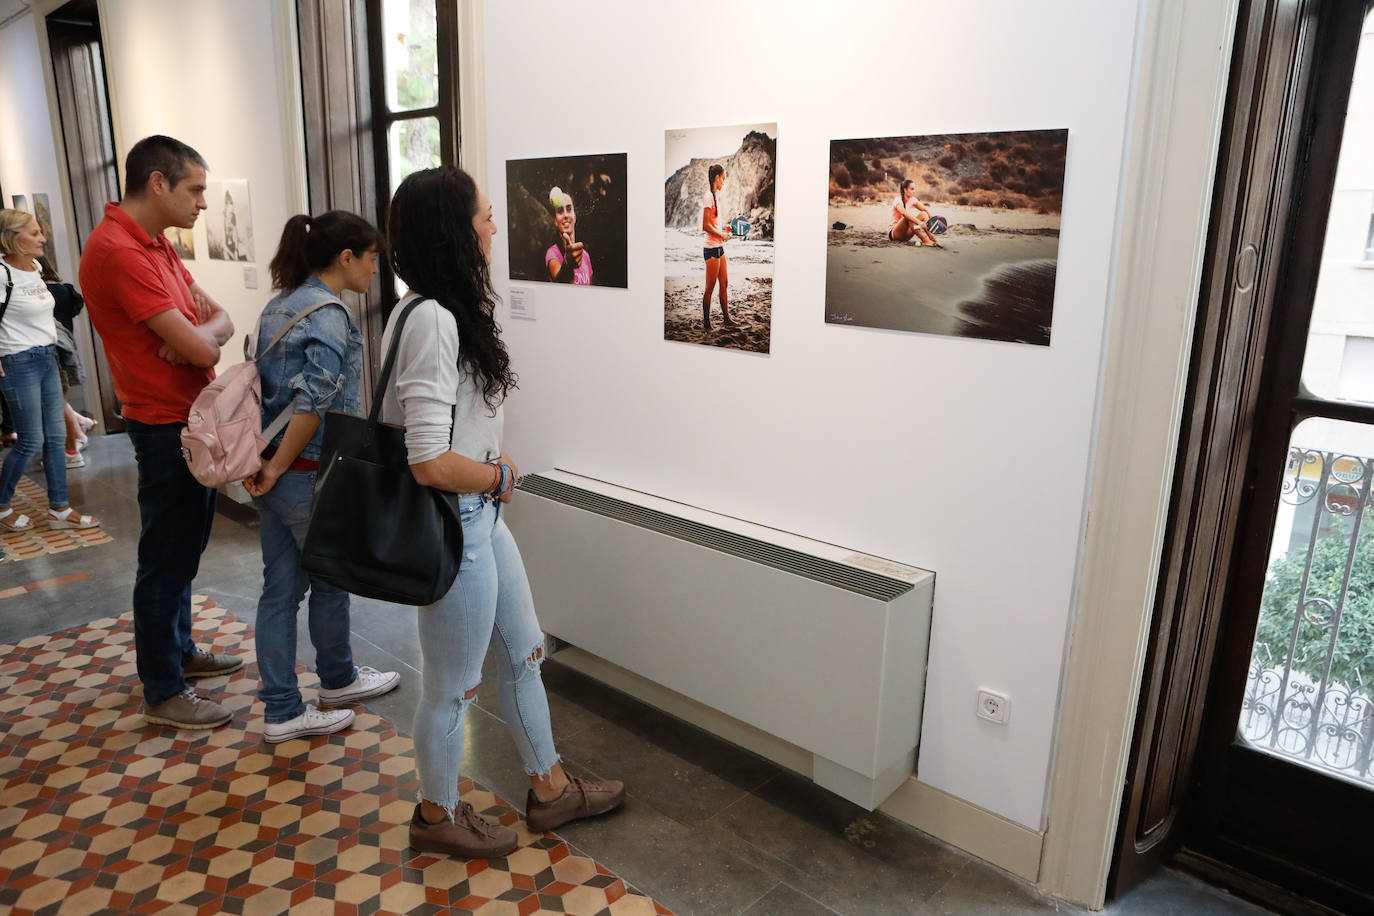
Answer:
[
  {"xmin": 0, "ymin": 599, "xmax": 673, "ymax": 916},
  {"xmin": 0, "ymin": 475, "xmax": 114, "ymax": 562}
]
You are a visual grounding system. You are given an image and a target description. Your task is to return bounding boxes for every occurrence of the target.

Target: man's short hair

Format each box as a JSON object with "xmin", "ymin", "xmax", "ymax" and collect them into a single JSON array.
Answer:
[{"xmin": 124, "ymin": 135, "xmax": 207, "ymax": 196}]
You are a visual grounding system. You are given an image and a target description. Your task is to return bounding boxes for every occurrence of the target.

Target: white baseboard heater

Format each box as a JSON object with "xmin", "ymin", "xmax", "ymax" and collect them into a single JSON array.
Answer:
[{"xmin": 505, "ymin": 470, "xmax": 936, "ymax": 810}]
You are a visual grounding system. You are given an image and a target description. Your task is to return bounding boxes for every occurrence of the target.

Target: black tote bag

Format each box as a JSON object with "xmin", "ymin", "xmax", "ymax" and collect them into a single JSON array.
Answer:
[{"xmin": 300, "ymin": 298, "xmax": 464, "ymax": 605}]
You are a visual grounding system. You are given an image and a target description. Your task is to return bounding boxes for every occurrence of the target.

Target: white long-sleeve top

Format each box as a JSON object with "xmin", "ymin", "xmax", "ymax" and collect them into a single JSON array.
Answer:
[{"xmin": 378, "ymin": 294, "xmax": 503, "ymax": 467}]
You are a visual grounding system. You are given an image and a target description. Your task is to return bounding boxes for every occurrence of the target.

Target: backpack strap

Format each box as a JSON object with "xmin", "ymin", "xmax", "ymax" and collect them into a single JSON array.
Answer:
[
  {"xmin": 258, "ymin": 298, "xmax": 351, "ymax": 441},
  {"xmin": 0, "ymin": 261, "xmax": 13, "ymax": 327},
  {"xmin": 254, "ymin": 298, "xmax": 346, "ymax": 360}
]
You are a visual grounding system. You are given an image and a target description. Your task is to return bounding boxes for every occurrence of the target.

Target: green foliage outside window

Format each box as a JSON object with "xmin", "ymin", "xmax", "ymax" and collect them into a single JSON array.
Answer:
[{"xmin": 1257, "ymin": 512, "xmax": 1374, "ymax": 689}]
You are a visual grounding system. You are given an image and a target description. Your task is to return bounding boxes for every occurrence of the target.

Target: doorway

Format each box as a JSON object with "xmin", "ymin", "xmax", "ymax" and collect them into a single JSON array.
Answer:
[
  {"xmin": 45, "ymin": 0, "xmax": 122, "ymax": 432},
  {"xmin": 1113, "ymin": 2, "xmax": 1374, "ymax": 912}
]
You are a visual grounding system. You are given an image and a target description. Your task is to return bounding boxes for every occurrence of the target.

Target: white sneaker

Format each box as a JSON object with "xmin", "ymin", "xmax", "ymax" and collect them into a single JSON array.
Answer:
[
  {"xmin": 318, "ymin": 666, "xmax": 401, "ymax": 706},
  {"xmin": 65, "ymin": 450, "xmax": 85, "ymax": 469},
  {"xmin": 263, "ymin": 704, "xmax": 355, "ymax": 743}
]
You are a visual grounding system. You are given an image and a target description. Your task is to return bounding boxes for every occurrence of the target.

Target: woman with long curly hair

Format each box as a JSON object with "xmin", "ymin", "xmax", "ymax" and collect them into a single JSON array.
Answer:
[{"xmin": 381, "ymin": 166, "xmax": 624, "ymax": 858}]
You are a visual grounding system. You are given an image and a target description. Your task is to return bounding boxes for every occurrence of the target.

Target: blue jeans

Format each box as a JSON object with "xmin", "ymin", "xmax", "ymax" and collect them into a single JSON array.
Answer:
[
  {"xmin": 126, "ymin": 419, "xmax": 218, "ymax": 707},
  {"xmin": 0, "ymin": 345, "xmax": 68, "ymax": 508},
  {"xmin": 254, "ymin": 469, "xmax": 356, "ymax": 722},
  {"xmin": 413, "ymin": 497, "xmax": 560, "ymax": 814}
]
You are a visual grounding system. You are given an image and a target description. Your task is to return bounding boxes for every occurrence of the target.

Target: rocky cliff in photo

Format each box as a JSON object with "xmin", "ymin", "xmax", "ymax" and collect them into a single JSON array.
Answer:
[{"xmin": 664, "ymin": 130, "xmax": 776, "ymax": 240}]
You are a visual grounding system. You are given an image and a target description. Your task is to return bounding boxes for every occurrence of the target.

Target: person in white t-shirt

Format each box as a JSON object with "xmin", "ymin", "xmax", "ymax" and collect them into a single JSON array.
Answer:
[
  {"xmin": 0, "ymin": 209, "xmax": 99, "ymax": 535},
  {"xmin": 700, "ymin": 164, "xmax": 743, "ymax": 330}
]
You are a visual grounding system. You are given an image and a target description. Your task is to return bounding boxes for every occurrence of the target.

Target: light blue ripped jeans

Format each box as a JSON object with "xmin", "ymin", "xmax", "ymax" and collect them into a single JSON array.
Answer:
[{"xmin": 413, "ymin": 495, "xmax": 561, "ymax": 815}]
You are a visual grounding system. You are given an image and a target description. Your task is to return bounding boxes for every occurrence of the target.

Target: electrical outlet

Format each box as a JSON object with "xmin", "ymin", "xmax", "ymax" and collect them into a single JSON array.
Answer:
[{"xmin": 977, "ymin": 689, "xmax": 1010, "ymax": 725}]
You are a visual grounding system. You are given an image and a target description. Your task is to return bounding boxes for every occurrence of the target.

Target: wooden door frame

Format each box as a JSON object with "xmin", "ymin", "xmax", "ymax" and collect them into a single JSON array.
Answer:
[
  {"xmin": 1038, "ymin": 0, "xmax": 1241, "ymax": 905},
  {"xmin": 296, "ymin": 0, "xmax": 485, "ymax": 397},
  {"xmin": 1103, "ymin": 0, "xmax": 1372, "ymax": 911},
  {"xmin": 1180, "ymin": 2, "xmax": 1374, "ymax": 911}
]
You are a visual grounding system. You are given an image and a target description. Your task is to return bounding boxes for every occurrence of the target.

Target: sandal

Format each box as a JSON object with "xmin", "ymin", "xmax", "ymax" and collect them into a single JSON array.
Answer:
[
  {"xmin": 48, "ymin": 507, "xmax": 99, "ymax": 530},
  {"xmin": 0, "ymin": 508, "xmax": 34, "ymax": 531}
]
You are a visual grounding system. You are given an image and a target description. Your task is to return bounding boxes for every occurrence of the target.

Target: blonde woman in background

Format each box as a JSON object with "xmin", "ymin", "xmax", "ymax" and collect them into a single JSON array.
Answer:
[{"xmin": 0, "ymin": 209, "xmax": 99, "ymax": 537}]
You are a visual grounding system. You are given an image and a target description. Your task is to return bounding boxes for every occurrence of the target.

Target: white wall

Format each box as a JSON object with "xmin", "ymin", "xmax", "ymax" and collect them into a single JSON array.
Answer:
[
  {"xmin": 0, "ymin": 12, "xmax": 77, "ymax": 283},
  {"xmin": 100, "ymin": 0, "xmax": 305, "ymax": 365},
  {"xmin": 485, "ymin": 0, "xmax": 1140, "ymax": 830}
]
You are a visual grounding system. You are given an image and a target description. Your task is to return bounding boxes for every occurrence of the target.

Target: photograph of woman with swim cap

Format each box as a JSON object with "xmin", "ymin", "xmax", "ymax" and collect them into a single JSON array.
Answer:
[
  {"xmin": 545, "ymin": 186, "xmax": 591, "ymax": 284},
  {"xmin": 505, "ymin": 153, "xmax": 627, "ymax": 288}
]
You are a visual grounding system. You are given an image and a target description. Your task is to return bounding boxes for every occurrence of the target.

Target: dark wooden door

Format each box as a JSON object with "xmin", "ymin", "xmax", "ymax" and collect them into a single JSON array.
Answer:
[
  {"xmin": 1113, "ymin": 2, "xmax": 1374, "ymax": 912},
  {"xmin": 46, "ymin": 0, "xmax": 123, "ymax": 432}
]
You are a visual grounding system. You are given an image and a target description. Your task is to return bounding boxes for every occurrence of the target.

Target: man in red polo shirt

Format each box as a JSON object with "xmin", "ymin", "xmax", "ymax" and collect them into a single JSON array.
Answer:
[{"xmin": 80, "ymin": 135, "xmax": 242, "ymax": 730}]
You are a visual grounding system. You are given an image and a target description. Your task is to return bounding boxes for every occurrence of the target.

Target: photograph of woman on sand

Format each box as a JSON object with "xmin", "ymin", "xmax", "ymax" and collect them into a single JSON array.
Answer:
[
  {"xmin": 664, "ymin": 122, "xmax": 776, "ymax": 354},
  {"xmin": 826, "ymin": 128, "xmax": 1068, "ymax": 346},
  {"xmin": 506, "ymin": 153, "xmax": 628, "ymax": 288}
]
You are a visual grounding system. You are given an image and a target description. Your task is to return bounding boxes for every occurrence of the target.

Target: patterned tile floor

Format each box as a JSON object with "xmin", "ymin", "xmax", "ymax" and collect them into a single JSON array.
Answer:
[
  {"xmin": 1, "ymin": 475, "xmax": 113, "ymax": 562},
  {"xmin": 0, "ymin": 598, "xmax": 670, "ymax": 916}
]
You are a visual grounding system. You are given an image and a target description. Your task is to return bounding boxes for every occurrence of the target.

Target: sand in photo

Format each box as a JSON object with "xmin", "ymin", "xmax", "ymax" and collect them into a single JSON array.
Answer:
[
  {"xmin": 506, "ymin": 153, "xmax": 628, "ymax": 288},
  {"xmin": 825, "ymin": 129, "xmax": 1067, "ymax": 346},
  {"xmin": 664, "ymin": 123, "xmax": 776, "ymax": 354}
]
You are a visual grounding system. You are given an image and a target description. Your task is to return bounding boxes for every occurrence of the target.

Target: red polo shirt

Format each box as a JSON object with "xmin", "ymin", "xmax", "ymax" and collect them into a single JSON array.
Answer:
[{"xmin": 79, "ymin": 203, "xmax": 215, "ymax": 425}]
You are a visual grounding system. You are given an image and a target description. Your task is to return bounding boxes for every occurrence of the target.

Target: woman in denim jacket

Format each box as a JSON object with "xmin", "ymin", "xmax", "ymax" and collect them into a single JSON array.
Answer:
[{"xmin": 243, "ymin": 211, "xmax": 400, "ymax": 743}]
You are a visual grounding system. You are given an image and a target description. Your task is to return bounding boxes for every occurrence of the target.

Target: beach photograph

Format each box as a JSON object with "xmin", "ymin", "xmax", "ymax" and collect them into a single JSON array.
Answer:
[
  {"xmin": 825, "ymin": 128, "xmax": 1068, "ymax": 346},
  {"xmin": 506, "ymin": 153, "xmax": 628, "ymax": 288},
  {"xmin": 664, "ymin": 123, "xmax": 776, "ymax": 354}
]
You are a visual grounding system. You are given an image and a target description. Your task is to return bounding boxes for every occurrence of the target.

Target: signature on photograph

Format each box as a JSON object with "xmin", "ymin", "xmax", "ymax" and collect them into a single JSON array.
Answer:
[{"xmin": 828, "ymin": 312, "xmax": 854, "ymax": 323}]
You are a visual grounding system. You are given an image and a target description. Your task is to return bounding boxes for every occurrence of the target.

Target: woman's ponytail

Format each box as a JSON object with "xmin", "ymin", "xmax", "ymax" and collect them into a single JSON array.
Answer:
[
  {"xmin": 268, "ymin": 214, "xmax": 313, "ymax": 290},
  {"xmin": 268, "ymin": 211, "xmax": 383, "ymax": 291}
]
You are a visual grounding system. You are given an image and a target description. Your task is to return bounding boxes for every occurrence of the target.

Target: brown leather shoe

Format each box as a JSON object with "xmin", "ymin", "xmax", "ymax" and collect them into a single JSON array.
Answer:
[
  {"xmin": 408, "ymin": 803, "xmax": 518, "ymax": 858},
  {"xmin": 525, "ymin": 775, "xmax": 625, "ymax": 833},
  {"xmin": 183, "ymin": 648, "xmax": 243, "ymax": 679},
  {"xmin": 142, "ymin": 689, "xmax": 232, "ymax": 729}
]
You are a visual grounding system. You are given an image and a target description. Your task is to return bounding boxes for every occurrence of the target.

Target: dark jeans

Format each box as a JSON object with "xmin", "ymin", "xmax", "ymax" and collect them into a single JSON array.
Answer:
[{"xmin": 126, "ymin": 418, "xmax": 217, "ymax": 706}]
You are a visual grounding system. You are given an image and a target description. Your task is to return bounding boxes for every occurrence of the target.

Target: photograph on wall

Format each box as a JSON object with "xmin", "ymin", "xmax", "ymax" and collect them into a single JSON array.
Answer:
[
  {"xmin": 205, "ymin": 179, "xmax": 254, "ymax": 262},
  {"xmin": 165, "ymin": 226, "xmax": 195, "ymax": 260},
  {"xmin": 664, "ymin": 123, "xmax": 776, "ymax": 354},
  {"xmin": 11, "ymin": 194, "xmax": 27, "ymax": 213},
  {"xmin": 32, "ymin": 194, "xmax": 55, "ymax": 261},
  {"xmin": 825, "ymin": 128, "xmax": 1068, "ymax": 346},
  {"xmin": 505, "ymin": 153, "xmax": 628, "ymax": 288}
]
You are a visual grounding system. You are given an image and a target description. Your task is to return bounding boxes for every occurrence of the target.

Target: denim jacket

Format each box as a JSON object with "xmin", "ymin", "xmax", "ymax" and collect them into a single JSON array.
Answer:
[{"xmin": 254, "ymin": 277, "xmax": 363, "ymax": 461}]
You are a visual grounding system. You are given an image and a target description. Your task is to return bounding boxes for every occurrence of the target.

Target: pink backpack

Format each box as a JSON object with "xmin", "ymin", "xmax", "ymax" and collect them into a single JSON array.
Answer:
[{"xmin": 180, "ymin": 301, "xmax": 336, "ymax": 488}]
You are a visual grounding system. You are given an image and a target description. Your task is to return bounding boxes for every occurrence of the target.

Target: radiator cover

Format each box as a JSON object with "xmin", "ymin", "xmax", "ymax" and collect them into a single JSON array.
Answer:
[{"xmin": 505, "ymin": 470, "xmax": 936, "ymax": 809}]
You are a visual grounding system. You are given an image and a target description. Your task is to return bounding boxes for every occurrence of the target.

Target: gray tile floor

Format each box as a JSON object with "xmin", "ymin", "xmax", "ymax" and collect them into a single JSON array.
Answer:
[{"xmin": 0, "ymin": 433, "xmax": 1278, "ymax": 915}]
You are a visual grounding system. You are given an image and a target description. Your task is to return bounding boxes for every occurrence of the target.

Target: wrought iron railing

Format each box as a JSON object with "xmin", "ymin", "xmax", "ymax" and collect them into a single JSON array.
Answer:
[{"xmin": 1239, "ymin": 445, "xmax": 1374, "ymax": 786}]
